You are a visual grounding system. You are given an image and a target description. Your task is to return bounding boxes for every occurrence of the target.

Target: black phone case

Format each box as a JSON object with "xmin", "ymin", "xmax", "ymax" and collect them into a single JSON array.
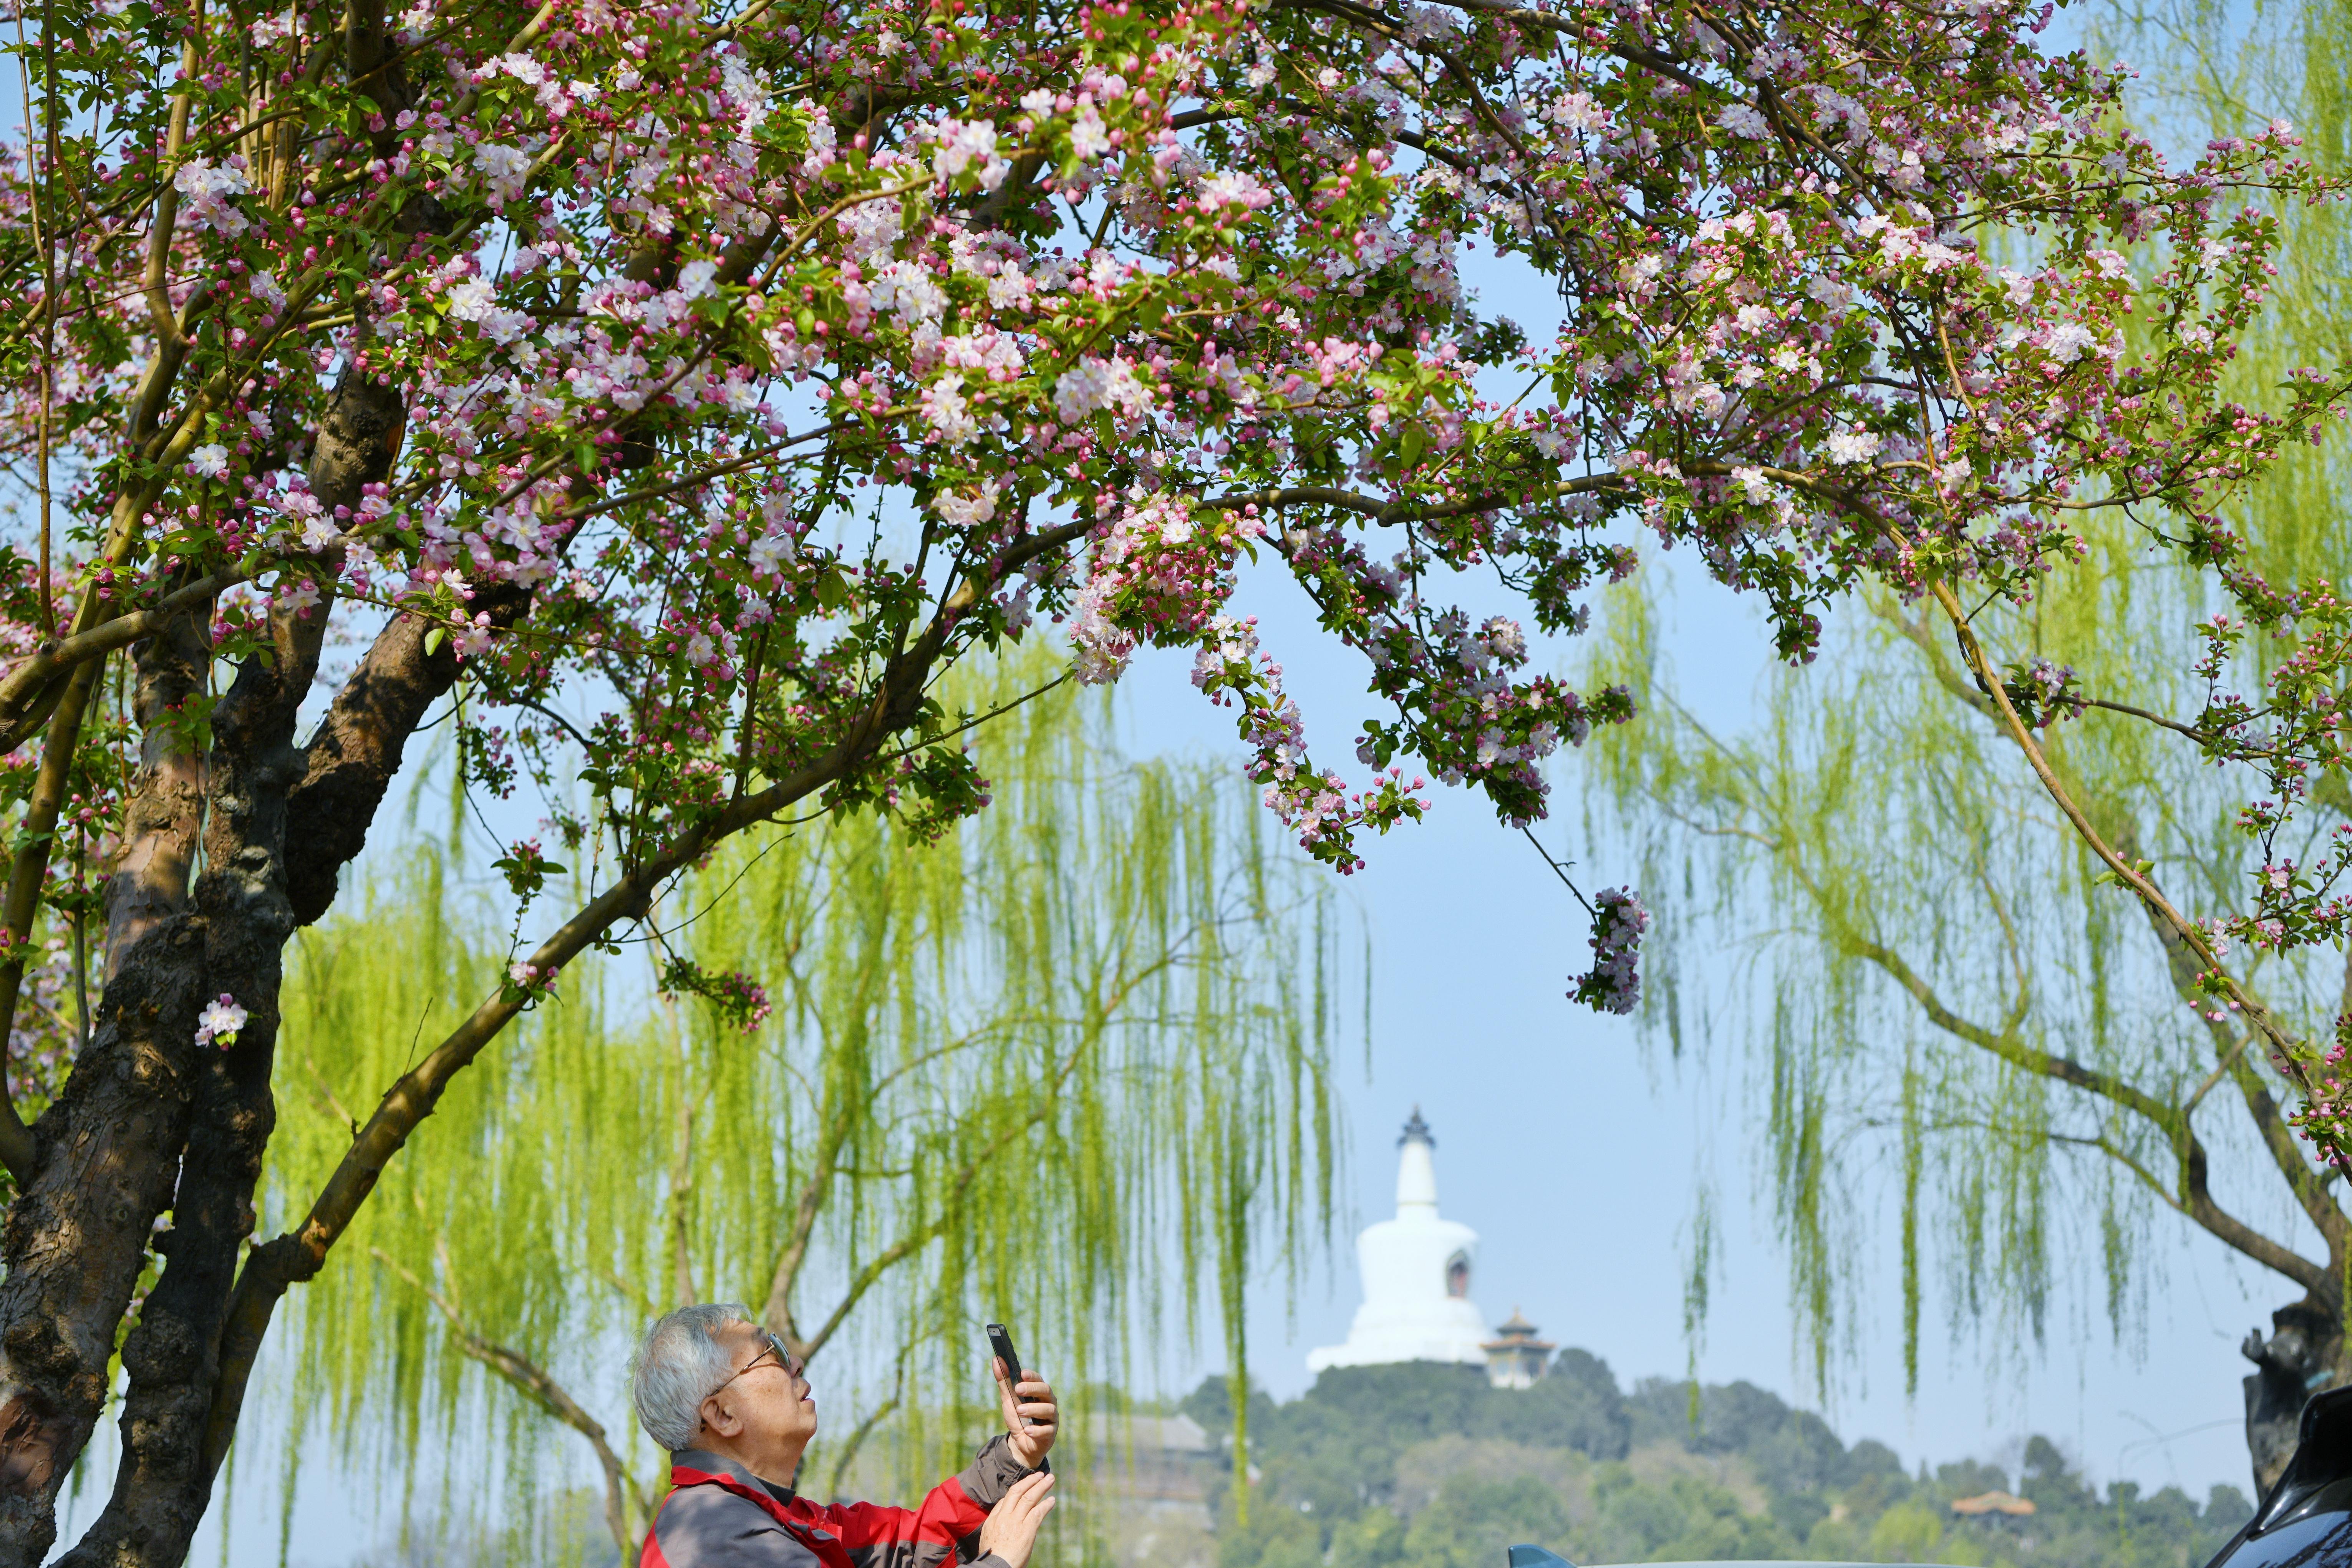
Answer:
[
  {"xmin": 985, "ymin": 1324, "xmax": 1050, "ymax": 1474},
  {"xmin": 986, "ymin": 1323, "xmax": 1021, "ymax": 1381}
]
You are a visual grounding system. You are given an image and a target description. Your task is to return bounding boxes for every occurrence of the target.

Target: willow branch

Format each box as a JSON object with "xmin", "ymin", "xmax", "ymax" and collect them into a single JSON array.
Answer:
[
  {"xmin": 1854, "ymin": 932, "xmax": 2326, "ymax": 1292},
  {"xmin": 2136, "ymin": 895, "xmax": 2352, "ymax": 1258},
  {"xmin": 1848, "ymin": 934, "xmax": 2179, "ymax": 1131},
  {"xmin": 795, "ymin": 1018, "xmax": 1101, "ymax": 1363},
  {"xmin": 820, "ymin": 1338, "xmax": 918, "ymax": 1503},
  {"xmin": 371, "ymin": 1244, "xmax": 645, "ymax": 1560},
  {"xmin": 1926, "ymin": 579, "xmax": 2307, "ymax": 1082},
  {"xmin": 204, "ymin": 589, "xmax": 980, "ymax": 1469}
]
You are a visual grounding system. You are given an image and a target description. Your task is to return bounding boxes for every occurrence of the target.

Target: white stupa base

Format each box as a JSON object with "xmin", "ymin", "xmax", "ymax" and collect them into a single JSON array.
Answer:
[
  {"xmin": 1308, "ymin": 1114, "xmax": 1495, "ymax": 1375},
  {"xmin": 1306, "ymin": 1321, "xmax": 1492, "ymax": 1371}
]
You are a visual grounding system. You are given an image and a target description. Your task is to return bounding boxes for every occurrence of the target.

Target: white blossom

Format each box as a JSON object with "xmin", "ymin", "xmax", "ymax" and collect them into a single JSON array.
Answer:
[
  {"xmin": 474, "ymin": 142, "xmax": 533, "ymax": 202},
  {"xmin": 1805, "ymin": 274, "xmax": 1853, "ymax": 310},
  {"xmin": 1825, "ymin": 429, "xmax": 1882, "ymax": 464},
  {"xmin": 1718, "ymin": 103, "xmax": 1771, "ymax": 140},
  {"xmin": 930, "ymin": 482, "xmax": 1001, "ymax": 528},
  {"xmin": 2041, "ymin": 321, "xmax": 2098, "ymax": 363},
  {"xmin": 1053, "ymin": 355, "xmax": 1153, "ymax": 423},
  {"xmin": 870, "ymin": 260, "xmax": 946, "ymax": 323},
  {"xmin": 173, "ymin": 157, "xmax": 253, "ymax": 235},
  {"xmin": 922, "ymin": 375, "xmax": 979, "ymax": 446},
  {"xmin": 195, "ymin": 994, "xmax": 248, "ymax": 1049}
]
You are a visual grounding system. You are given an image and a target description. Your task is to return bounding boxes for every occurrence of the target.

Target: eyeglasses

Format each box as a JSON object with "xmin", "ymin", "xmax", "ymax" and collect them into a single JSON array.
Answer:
[{"xmin": 708, "ymin": 1329, "xmax": 804, "ymax": 1404}]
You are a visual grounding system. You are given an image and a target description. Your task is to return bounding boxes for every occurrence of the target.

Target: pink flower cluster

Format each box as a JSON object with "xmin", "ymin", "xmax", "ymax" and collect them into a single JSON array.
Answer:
[{"xmin": 1570, "ymin": 890, "xmax": 1648, "ymax": 1017}]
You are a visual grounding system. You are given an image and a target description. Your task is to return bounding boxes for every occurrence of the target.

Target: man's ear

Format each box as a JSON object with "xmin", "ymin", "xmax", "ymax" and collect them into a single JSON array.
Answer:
[{"xmin": 700, "ymin": 1391, "xmax": 744, "ymax": 1440}]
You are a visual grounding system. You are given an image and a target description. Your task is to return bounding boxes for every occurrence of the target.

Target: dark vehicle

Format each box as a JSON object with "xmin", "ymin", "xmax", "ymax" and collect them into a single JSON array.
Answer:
[
  {"xmin": 2206, "ymin": 1386, "xmax": 2352, "ymax": 1567},
  {"xmin": 1508, "ymin": 1557, "xmax": 1874, "ymax": 1567}
]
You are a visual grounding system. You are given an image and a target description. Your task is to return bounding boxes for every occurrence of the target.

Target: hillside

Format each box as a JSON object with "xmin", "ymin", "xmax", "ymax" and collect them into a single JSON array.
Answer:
[{"xmin": 1174, "ymin": 1360, "xmax": 2253, "ymax": 1568}]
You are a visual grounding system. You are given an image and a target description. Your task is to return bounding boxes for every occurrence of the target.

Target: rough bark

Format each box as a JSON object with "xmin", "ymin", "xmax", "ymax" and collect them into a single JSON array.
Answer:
[
  {"xmin": 104, "ymin": 600, "xmax": 211, "ymax": 977},
  {"xmin": 58, "ymin": 594, "xmax": 331, "ymax": 1567},
  {"xmin": 0, "ymin": 599, "xmax": 219, "ymax": 1567},
  {"xmin": 0, "ymin": 915, "xmax": 209, "ymax": 1568},
  {"xmin": 2244, "ymin": 1299, "xmax": 2350, "ymax": 1499}
]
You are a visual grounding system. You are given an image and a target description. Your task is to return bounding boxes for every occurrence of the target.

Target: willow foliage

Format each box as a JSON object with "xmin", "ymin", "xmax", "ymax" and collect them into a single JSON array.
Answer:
[
  {"xmin": 260, "ymin": 649, "xmax": 1337, "ymax": 1561},
  {"xmin": 1576, "ymin": 0, "xmax": 2352, "ymax": 1423}
]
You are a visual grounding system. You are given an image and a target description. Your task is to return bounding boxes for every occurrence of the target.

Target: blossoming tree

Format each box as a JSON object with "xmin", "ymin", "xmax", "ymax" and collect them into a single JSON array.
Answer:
[{"xmin": 0, "ymin": 0, "xmax": 2341, "ymax": 1560}]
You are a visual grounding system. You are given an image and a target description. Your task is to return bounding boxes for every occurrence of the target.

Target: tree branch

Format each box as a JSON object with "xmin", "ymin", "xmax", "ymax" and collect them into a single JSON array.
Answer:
[
  {"xmin": 0, "ymin": 566, "xmax": 247, "ymax": 754},
  {"xmin": 2134, "ymin": 892, "xmax": 2352, "ymax": 1263},
  {"xmin": 0, "ymin": 653, "xmax": 102, "ymax": 1182},
  {"xmin": 1848, "ymin": 931, "xmax": 2328, "ymax": 1295},
  {"xmin": 370, "ymin": 1245, "xmax": 646, "ymax": 1561},
  {"xmin": 1201, "ymin": 474, "xmax": 1623, "ymax": 527},
  {"xmin": 1927, "ymin": 580, "xmax": 2315, "ymax": 1098},
  {"xmin": 202, "ymin": 595, "xmax": 977, "ymax": 1472}
]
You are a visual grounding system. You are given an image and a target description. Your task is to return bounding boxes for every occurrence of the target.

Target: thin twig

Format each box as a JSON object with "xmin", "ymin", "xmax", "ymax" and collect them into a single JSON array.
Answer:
[{"xmin": 1518, "ymin": 825, "xmax": 1595, "ymax": 916}]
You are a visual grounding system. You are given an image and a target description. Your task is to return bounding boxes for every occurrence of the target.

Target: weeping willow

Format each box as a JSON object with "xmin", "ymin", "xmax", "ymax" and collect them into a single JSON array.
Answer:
[
  {"xmin": 259, "ymin": 646, "xmax": 1337, "ymax": 1563},
  {"xmin": 1575, "ymin": 0, "xmax": 2352, "ymax": 1442}
]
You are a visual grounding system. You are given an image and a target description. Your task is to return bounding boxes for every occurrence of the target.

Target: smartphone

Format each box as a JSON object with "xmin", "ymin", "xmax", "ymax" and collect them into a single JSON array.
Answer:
[{"xmin": 986, "ymin": 1322, "xmax": 1027, "ymax": 1429}]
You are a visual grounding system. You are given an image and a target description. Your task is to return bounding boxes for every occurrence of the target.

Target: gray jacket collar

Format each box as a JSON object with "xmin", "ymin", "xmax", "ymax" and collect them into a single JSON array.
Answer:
[{"xmin": 671, "ymin": 1447, "xmax": 797, "ymax": 1505}]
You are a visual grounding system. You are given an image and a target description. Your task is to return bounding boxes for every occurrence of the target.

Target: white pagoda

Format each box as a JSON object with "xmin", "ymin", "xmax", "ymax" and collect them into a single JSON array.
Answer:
[{"xmin": 1307, "ymin": 1109, "xmax": 1493, "ymax": 1372}]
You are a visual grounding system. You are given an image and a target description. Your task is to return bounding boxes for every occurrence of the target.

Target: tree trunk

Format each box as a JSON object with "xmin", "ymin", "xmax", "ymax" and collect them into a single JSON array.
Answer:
[
  {"xmin": 2243, "ymin": 1298, "xmax": 2350, "ymax": 1498},
  {"xmin": 55, "ymin": 603, "xmax": 327, "ymax": 1566},
  {"xmin": 0, "ymin": 363, "xmax": 424, "ymax": 1568},
  {"xmin": 0, "ymin": 924, "xmax": 210, "ymax": 1568}
]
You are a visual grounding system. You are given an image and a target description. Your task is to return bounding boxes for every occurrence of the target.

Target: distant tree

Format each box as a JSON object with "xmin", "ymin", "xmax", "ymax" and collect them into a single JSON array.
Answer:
[
  {"xmin": 1484, "ymin": 1350, "xmax": 1634, "ymax": 1460},
  {"xmin": 1205, "ymin": 1361, "xmax": 2249, "ymax": 1568},
  {"xmin": 1578, "ymin": 0, "xmax": 2352, "ymax": 1493},
  {"xmin": 1402, "ymin": 1474, "xmax": 1570, "ymax": 1568}
]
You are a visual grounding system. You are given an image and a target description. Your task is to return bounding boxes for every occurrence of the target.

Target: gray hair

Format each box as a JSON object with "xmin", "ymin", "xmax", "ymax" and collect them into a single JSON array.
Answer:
[{"xmin": 631, "ymin": 1302, "xmax": 757, "ymax": 1452}]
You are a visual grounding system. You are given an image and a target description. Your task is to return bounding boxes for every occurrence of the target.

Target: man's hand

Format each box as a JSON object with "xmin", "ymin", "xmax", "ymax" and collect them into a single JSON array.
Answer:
[
  {"xmin": 978, "ymin": 1471, "xmax": 1056, "ymax": 1568},
  {"xmin": 993, "ymin": 1356, "xmax": 1057, "ymax": 1469}
]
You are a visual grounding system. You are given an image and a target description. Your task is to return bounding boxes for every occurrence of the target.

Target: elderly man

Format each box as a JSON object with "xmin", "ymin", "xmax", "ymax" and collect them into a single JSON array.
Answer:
[{"xmin": 631, "ymin": 1303, "xmax": 1058, "ymax": 1568}]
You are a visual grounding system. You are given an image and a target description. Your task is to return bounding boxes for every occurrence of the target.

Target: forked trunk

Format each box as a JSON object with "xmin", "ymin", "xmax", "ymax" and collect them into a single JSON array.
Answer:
[{"xmin": 0, "ymin": 367, "xmax": 425, "ymax": 1568}]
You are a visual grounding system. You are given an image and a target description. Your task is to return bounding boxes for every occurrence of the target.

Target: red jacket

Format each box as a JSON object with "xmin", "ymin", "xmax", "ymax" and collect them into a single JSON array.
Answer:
[{"xmin": 641, "ymin": 1437, "xmax": 1034, "ymax": 1568}]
